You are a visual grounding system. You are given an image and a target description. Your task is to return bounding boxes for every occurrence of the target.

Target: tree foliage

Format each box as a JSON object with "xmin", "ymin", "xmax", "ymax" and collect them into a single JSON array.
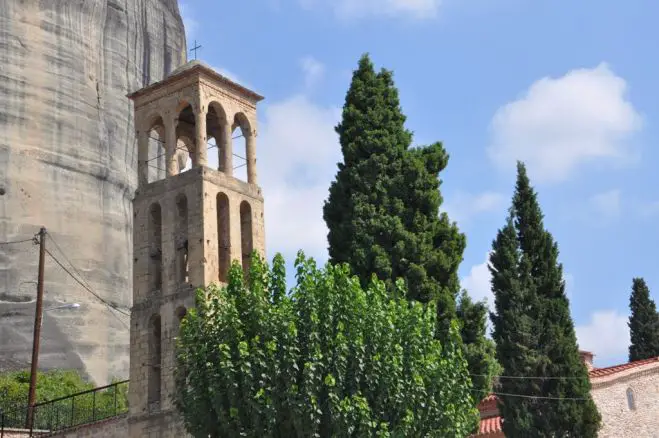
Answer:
[
  {"xmin": 489, "ymin": 162, "xmax": 600, "ymax": 437},
  {"xmin": 322, "ymin": 54, "xmax": 466, "ymax": 338},
  {"xmin": 174, "ymin": 253, "xmax": 478, "ymax": 438},
  {"xmin": 628, "ymin": 277, "xmax": 659, "ymax": 361},
  {"xmin": 0, "ymin": 369, "xmax": 128, "ymax": 429},
  {"xmin": 455, "ymin": 291, "xmax": 501, "ymax": 404}
]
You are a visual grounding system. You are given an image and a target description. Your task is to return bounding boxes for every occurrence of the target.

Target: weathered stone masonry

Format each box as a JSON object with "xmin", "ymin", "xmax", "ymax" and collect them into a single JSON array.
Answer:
[{"xmin": 126, "ymin": 60, "xmax": 267, "ymax": 438}]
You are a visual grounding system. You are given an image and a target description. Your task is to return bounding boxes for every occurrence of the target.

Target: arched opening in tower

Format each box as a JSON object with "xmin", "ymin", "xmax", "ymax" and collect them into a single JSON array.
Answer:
[
  {"xmin": 232, "ymin": 113, "xmax": 251, "ymax": 182},
  {"xmin": 240, "ymin": 200, "xmax": 253, "ymax": 276},
  {"xmin": 206, "ymin": 101, "xmax": 229, "ymax": 172},
  {"xmin": 146, "ymin": 116, "xmax": 167, "ymax": 183},
  {"xmin": 175, "ymin": 103, "xmax": 195, "ymax": 173},
  {"xmin": 148, "ymin": 202, "xmax": 162, "ymax": 293},
  {"xmin": 148, "ymin": 314, "xmax": 162, "ymax": 407},
  {"xmin": 217, "ymin": 192, "xmax": 230, "ymax": 283},
  {"xmin": 175, "ymin": 193, "xmax": 189, "ymax": 285}
]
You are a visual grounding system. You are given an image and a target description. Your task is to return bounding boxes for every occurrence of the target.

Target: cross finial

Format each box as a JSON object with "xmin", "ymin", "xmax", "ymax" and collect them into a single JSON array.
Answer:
[{"xmin": 190, "ymin": 40, "xmax": 202, "ymax": 60}]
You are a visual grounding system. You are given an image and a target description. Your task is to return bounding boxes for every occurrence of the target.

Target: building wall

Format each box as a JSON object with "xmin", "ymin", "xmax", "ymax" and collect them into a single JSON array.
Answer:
[
  {"xmin": 27, "ymin": 415, "xmax": 129, "ymax": 438},
  {"xmin": 591, "ymin": 366, "xmax": 659, "ymax": 438}
]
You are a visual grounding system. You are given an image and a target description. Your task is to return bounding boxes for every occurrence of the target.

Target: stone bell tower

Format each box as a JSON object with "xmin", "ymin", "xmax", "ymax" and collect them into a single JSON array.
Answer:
[{"xmin": 126, "ymin": 60, "xmax": 266, "ymax": 437}]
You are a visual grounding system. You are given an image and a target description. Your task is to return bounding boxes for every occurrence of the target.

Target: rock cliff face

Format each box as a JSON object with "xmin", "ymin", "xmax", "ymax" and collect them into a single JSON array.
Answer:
[{"xmin": 0, "ymin": 0, "xmax": 186, "ymax": 384}]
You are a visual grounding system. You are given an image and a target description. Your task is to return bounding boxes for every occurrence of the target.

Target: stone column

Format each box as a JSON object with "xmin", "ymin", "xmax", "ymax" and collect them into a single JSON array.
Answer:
[
  {"xmin": 137, "ymin": 129, "xmax": 149, "ymax": 187},
  {"xmin": 165, "ymin": 116, "xmax": 178, "ymax": 177},
  {"xmin": 221, "ymin": 124, "xmax": 233, "ymax": 177},
  {"xmin": 246, "ymin": 131, "xmax": 258, "ymax": 185},
  {"xmin": 195, "ymin": 106, "xmax": 208, "ymax": 168}
]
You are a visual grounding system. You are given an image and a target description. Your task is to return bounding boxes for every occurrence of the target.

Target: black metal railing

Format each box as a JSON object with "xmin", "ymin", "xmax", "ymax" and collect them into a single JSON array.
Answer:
[{"xmin": 0, "ymin": 380, "xmax": 129, "ymax": 437}]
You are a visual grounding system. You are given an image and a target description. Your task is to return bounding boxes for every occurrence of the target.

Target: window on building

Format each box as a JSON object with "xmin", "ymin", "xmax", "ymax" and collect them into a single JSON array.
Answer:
[
  {"xmin": 240, "ymin": 201, "xmax": 253, "ymax": 276},
  {"xmin": 176, "ymin": 193, "xmax": 189, "ymax": 284},
  {"xmin": 148, "ymin": 314, "xmax": 162, "ymax": 407},
  {"xmin": 626, "ymin": 387, "xmax": 636, "ymax": 411},
  {"xmin": 217, "ymin": 192, "xmax": 230, "ymax": 283}
]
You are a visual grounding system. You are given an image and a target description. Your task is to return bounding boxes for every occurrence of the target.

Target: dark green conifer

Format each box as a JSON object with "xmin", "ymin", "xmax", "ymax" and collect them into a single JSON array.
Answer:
[
  {"xmin": 489, "ymin": 162, "xmax": 600, "ymax": 437},
  {"xmin": 628, "ymin": 277, "xmax": 659, "ymax": 361},
  {"xmin": 323, "ymin": 54, "xmax": 465, "ymax": 338},
  {"xmin": 456, "ymin": 290, "xmax": 501, "ymax": 405}
]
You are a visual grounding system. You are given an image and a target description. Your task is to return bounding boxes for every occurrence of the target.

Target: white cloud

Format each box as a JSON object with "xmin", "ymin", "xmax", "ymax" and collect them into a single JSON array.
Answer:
[
  {"xmin": 300, "ymin": 56, "xmax": 326, "ymax": 90},
  {"xmin": 576, "ymin": 310, "xmax": 629, "ymax": 367},
  {"xmin": 442, "ymin": 191, "xmax": 506, "ymax": 225},
  {"xmin": 488, "ymin": 63, "xmax": 642, "ymax": 184},
  {"xmin": 258, "ymin": 96, "xmax": 342, "ymax": 259},
  {"xmin": 179, "ymin": 2, "xmax": 198, "ymax": 43},
  {"xmin": 300, "ymin": 0, "xmax": 441, "ymax": 20},
  {"xmin": 203, "ymin": 60, "xmax": 339, "ymax": 260},
  {"xmin": 589, "ymin": 189, "xmax": 621, "ymax": 220},
  {"xmin": 461, "ymin": 253, "xmax": 493, "ymax": 307}
]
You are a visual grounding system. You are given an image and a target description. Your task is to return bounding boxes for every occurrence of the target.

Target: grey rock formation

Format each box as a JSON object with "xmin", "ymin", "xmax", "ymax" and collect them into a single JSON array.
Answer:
[{"xmin": 0, "ymin": 0, "xmax": 186, "ymax": 384}]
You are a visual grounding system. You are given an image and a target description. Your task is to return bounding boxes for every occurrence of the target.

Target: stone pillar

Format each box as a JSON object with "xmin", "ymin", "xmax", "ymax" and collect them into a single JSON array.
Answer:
[
  {"xmin": 221, "ymin": 125, "xmax": 233, "ymax": 177},
  {"xmin": 165, "ymin": 116, "xmax": 179, "ymax": 177},
  {"xmin": 195, "ymin": 106, "xmax": 208, "ymax": 168},
  {"xmin": 246, "ymin": 131, "xmax": 257, "ymax": 185},
  {"xmin": 137, "ymin": 129, "xmax": 149, "ymax": 187}
]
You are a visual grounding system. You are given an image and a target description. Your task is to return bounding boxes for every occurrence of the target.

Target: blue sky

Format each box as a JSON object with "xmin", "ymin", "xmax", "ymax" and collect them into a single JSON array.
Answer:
[{"xmin": 179, "ymin": 0, "xmax": 659, "ymax": 367}]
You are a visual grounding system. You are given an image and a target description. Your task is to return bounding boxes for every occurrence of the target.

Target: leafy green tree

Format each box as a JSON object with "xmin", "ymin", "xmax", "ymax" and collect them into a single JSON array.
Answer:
[
  {"xmin": 322, "ymin": 54, "xmax": 465, "ymax": 338},
  {"xmin": 0, "ymin": 369, "xmax": 127, "ymax": 429},
  {"xmin": 173, "ymin": 253, "xmax": 479, "ymax": 438},
  {"xmin": 628, "ymin": 277, "xmax": 659, "ymax": 361},
  {"xmin": 456, "ymin": 291, "xmax": 501, "ymax": 404},
  {"xmin": 489, "ymin": 162, "xmax": 600, "ymax": 437}
]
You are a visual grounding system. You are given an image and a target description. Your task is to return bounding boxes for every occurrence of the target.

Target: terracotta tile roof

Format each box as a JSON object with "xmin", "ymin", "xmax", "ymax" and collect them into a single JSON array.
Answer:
[
  {"xmin": 477, "ymin": 393, "xmax": 499, "ymax": 414},
  {"xmin": 473, "ymin": 415, "xmax": 503, "ymax": 436},
  {"xmin": 589, "ymin": 356, "xmax": 659, "ymax": 378},
  {"xmin": 473, "ymin": 356, "xmax": 659, "ymax": 436}
]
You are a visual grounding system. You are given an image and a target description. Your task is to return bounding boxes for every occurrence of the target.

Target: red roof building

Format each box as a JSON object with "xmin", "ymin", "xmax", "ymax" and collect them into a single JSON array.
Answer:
[{"xmin": 471, "ymin": 353, "xmax": 659, "ymax": 437}]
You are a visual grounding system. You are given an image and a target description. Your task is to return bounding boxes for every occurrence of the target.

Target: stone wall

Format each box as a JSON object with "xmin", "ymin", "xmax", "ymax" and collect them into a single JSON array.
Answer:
[
  {"xmin": 0, "ymin": 415, "xmax": 127, "ymax": 438},
  {"xmin": 47, "ymin": 415, "xmax": 127, "ymax": 438},
  {"xmin": 590, "ymin": 362, "xmax": 659, "ymax": 437}
]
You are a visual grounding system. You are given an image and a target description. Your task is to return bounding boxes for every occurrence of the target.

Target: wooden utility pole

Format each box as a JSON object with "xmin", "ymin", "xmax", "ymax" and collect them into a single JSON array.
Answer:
[{"xmin": 26, "ymin": 227, "xmax": 46, "ymax": 431}]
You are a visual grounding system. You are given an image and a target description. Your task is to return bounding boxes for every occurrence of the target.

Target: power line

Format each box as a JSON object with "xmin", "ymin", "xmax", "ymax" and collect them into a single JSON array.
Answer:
[
  {"xmin": 44, "ymin": 248, "xmax": 129, "ymax": 330},
  {"xmin": 44, "ymin": 247, "xmax": 130, "ymax": 318},
  {"xmin": 0, "ymin": 237, "xmax": 37, "ymax": 246},
  {"xmin": 471, "ymin": 388, "xmax": 590, "ymax": 401},
  {"xmin": 471, "ymin": 373, "xmax": 588, "ymax": 381},
  {"xmin": 146, "ymin": 133, "xmax": 245, "ymax": 163},
  {"xmin": 47, "ymin": 232, "xmax": 110, "ymax": 313}
]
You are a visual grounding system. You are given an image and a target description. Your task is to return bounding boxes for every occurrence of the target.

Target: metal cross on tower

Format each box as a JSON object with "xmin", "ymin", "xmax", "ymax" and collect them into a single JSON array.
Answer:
[{"xmin": 190, "ymin": 40, "xmax": 202, "ymax": 60}]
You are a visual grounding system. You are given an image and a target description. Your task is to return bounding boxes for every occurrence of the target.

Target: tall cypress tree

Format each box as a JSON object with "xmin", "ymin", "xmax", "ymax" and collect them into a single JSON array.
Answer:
[
  {"xmin": 489, "ymin": 162, "xmax": 600, "ymax": 437},
  {"xmin": 628, "ymin": 277, "xmax": 659, "ymax": 361},
  {"xmin": 323, "ymin": 54, "xmax": 465, "ymax": 338},
  {"xmin": 456, "ymin": 291, "xmax": 501, "ymax": 404}
]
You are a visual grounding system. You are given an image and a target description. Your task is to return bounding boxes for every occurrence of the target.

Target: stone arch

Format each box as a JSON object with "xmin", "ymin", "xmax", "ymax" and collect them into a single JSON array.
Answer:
[
  {"xmin": 174, "ymin": 99, "xmax": 194, "ymax": 115},
  {"xmin": 148, "ymin": 314, "xmax": 162, "ymax": 407},
  {"xmin": 626, "ymin": 387, "xmax": 636, "ymax": 410},
  {"xmin": 240, "ymin": 200, "xmax": 253, "ymax": 275},
  {"xmin": 231, "ymin": 112, "xmax": 252, "ymax": 181},
  {"xmin": 233, "ymin": 112, "xmax": 257, "ymax": 184},
  {"xmin": 175, "ymin": 193, "xmax": 189, "ymax": 285},
  {"xmin": 176, "ymin": 134, "xmax": 194, "ymax": 173},
  {"xmin": 207, "ymin": 101, "xmax": 231, "ymax": 173},
  {"xmin": 174, "ymin": 101, "xmax": 195, "ymax": 174},
  {"xmin": 217, "ymin": 192, "xmax": 230, "ymax": 283},
  {"xmin": 174, "ymin": 306, "xmax": 188, "ymax": 336},
  {"xmin": 175, "ymin": 306, "xmax": 187, "ymax": 321},
  {"xmin": 143, "ymin": 114, "xmax": 167, "ymax": 183},
  {"xmin": 148, "ymin": 202, "xmax": 162, "ymax": 293}
]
